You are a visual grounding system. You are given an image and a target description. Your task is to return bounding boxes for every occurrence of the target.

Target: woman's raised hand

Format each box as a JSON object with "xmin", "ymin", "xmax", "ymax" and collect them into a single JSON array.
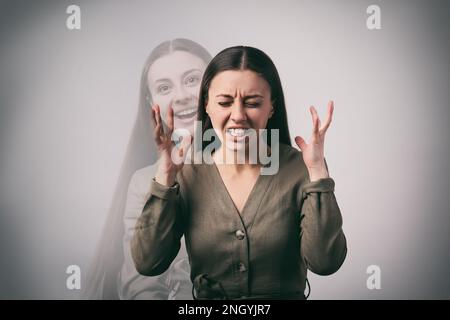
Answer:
[
  {"xmin": 151, "ymin": 103, "xmax": 192, "ymax": 187},
  {"xmin": 294, "ymin": 100, "xmax": 334, "ymax": 182}
]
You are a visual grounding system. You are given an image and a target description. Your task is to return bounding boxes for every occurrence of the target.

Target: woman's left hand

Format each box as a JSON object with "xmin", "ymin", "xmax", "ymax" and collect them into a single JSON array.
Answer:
[{"xmin": 294, "ymin": 100, "xmax": 334, "ymax": 182}]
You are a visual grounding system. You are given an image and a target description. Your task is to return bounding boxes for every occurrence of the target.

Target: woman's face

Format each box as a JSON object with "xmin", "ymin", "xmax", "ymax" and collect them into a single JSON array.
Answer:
[
  {"xmin": 206, "ymin": 70, "xmax": 274, "ymax": 153},
  {"xmin": 148, "ymin": 51, "xmax": 206, "ymax": 135}
]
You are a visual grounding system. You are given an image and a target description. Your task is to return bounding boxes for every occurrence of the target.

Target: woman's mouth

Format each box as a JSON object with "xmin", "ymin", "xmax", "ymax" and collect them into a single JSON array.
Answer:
[
  {"xmin": 174, "ymin": 107, "xmax": 197, "ymax": 123},
  {"xmin": 227, "ymin": 128, "xmax": 250, "ymax": 137},
  {"xmin": 225, "ymin": 128, "xmax": 254, "ymax": 143}
]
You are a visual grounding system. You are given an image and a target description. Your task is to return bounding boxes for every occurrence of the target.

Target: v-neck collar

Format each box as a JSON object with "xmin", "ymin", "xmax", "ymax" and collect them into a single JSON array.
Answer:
[{"xmin": 208, "ymin": 161, "xmax": 275, "ymax": 230}]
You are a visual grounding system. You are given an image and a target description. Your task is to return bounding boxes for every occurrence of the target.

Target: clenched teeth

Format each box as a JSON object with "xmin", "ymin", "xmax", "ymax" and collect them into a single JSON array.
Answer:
[{"xmin": 227, "ymin": 128, "xmax": 250, "ymax": 137}]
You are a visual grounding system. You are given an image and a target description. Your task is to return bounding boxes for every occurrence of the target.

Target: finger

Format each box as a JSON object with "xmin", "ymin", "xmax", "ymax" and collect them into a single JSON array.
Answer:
[
  {"xmin": 150, "ymin": 105, "xmax": 157, "ymax": 129},
  {"xmin": 167, "ymin": 103, "xmax": 174, "ymax": 135},
  {"xmin": 154, "ymin": 104, "xmax": 162, "ymax": 127},
  {"xmin": 153, "ymin": 124, "xmax": 162, "ymax": 145},
  {"xmin": 319, "ymin": 100, "xmax": 334, "ymax": 134},
  {"xmin": 310, "ymin": 106, "xmax": 320, "ymax": 135},
  {"xmin": 153, "ymin": 105, "xmax": 164, "ymax": 144},
  {"xmin": 179, "ymin": 135, "xmax": 192, "ymax": 157},
  {"xmin": 175, "ymin": 135, "xmax": 192, "ymax": 164},
  {"xmin": 294, "ymin": 136, "xmax": 307, "ymax": 152},
  {"xmin": 156, "ymin": 104, "xmax": 167, "ymax": 138}
]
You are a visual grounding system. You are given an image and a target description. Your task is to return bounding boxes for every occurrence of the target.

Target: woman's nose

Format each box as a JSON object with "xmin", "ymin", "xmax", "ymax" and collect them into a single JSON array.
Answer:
[
  {"xmin": 230, "ymin": 101, "xmax": 247, "ymax": 123},
  {"xmin": 173, "ymin": 85, "xmax": 190, "ymax": 105}
]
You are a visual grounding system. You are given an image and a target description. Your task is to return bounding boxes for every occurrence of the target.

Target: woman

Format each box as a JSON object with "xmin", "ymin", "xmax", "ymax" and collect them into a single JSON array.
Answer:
[
  {"xmin": 131, "ymin": 46, "xmax": 347, "ymax": 299},
  {"xmin": 81, "ymin": 39, "xmax": 211, "ymax": 299}
]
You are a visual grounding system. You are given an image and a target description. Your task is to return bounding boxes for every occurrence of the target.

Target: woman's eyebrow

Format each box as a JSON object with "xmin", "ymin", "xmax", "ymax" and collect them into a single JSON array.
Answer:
[
  {"xmin": 181, "ymin": 68, "xmax": 202, "ymax": 78},
  {"xmin": 244, "ymin": 94, "xmax": 264, "ymax": 99},
  {"xmin": 216, "ymin": 94, "xmax": 234, "ymax": 99},
  {"xmin": 153, "ymin": 78, "xmax": 172, "ymax": 84},
  {"xmin": 215, "ymin": 94, "xmax": 264, "ymax": 99},
  {"xmin": 153, "ymin": 69, "xmax": 201, "ymax": 85}
]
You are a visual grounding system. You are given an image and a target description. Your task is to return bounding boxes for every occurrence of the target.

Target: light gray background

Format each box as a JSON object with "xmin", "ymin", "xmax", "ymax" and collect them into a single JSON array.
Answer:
[{"xmin": 0, "ymin": 0, "xmax": 449, "ymax": 299}]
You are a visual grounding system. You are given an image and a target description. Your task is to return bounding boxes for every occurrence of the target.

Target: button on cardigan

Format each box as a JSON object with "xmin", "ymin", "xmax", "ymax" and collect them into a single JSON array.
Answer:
[{"xmin": 131, "ymin": 143, "xmax": 347, "ymax": 299}]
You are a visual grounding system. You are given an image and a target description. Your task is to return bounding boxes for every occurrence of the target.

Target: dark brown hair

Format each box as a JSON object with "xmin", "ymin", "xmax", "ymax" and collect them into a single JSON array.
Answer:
[{"xmin": 197, "ymin": 46, "xmax": 292, "ymax": 150}]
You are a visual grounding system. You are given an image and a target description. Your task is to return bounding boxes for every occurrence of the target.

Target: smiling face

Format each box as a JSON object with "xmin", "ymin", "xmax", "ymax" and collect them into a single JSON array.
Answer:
[
  {"xmin": 148, "ymin": 50, "xmax": 207, "ymax": 135},
  {"xmin": 205, "ymin": 70, "xmax": 274, "ymax": 153}
]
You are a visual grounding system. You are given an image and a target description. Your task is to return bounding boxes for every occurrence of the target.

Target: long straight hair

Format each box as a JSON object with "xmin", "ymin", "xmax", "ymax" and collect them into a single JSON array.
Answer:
[
  {"xmin": 197, "ymin": 46, "xmax": 292, "ymax": 150},
  {"xmin": 82, "ymin": 39, "xmax": 211, "ymax": 299}
]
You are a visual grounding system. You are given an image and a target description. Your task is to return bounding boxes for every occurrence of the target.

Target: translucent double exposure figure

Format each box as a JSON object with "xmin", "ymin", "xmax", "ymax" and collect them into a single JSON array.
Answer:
[{"xmin": 82, "ymin": 39, "xmax": 212, "ymax": 300}]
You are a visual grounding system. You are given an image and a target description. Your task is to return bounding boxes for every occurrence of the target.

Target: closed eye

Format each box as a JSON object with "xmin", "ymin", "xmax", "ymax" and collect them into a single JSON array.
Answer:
[
  {"xmin": 218, "ymin": 102, "xmax": 261, "ymax": 107},
  {"xmin": 245, "ymin": 102, "xmax": 261, "ymax": 107}
]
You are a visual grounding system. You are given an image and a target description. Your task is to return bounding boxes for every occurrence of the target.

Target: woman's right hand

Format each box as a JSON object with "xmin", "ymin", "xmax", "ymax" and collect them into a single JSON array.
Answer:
[{"xmin": 151, "ymin": 104, "xmax": 192, "ymax": 187}]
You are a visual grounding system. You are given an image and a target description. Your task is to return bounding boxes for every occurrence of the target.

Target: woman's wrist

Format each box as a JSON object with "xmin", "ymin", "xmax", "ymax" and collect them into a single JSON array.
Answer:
[
  {"xmin": 155, "ymin": 168, "xmax": 177, "ymax": 187},
  {"xmin": 307, "ymin": 165, "xmax": 329, "ymax": 182}
]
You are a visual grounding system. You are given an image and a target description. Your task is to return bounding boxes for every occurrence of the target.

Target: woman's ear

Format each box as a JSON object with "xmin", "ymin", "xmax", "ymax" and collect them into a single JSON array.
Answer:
[
  {"xmin": 205, "ymin": 98, "xmax": 210, "ymax": 114},
  {"xmin": 269, "ymin": 99, "xmax": 276, "ymax": 118},
  {"xmin": 269, "ymin": 106, "xmax": 274, "ymax": 118}
]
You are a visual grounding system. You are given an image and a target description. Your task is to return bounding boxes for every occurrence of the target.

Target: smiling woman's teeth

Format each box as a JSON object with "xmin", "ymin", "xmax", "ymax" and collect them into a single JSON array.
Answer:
[
  {"xmin": 227, "ymin": 128, "xmax": 248, "ymax": 137},
  {"xmin": 176, "ymin": 107, "xmax": 197, "ymax": 117}
]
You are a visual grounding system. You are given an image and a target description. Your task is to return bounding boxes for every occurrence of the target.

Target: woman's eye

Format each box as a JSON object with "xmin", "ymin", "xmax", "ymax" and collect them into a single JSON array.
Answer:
[
  {"xmin": 245, "ymin": 102, "xmax": 261, "ymax": 107},
  {"xmin": 157, "ymin": 84, "xmax": 171, "ymax": 95},
  {"xmin": 218, "ymin": 101, "xmax": 261, "ymax": 107},
  {"xmin": 184, "ymin": 75, "xmax": 200, "ymax": 87}
]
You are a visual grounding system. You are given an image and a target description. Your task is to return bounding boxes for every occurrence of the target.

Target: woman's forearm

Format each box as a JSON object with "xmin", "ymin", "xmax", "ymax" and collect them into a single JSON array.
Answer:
[{"xmin": 131, "ymin": 179, "xmax": 183, "ymax": 276}]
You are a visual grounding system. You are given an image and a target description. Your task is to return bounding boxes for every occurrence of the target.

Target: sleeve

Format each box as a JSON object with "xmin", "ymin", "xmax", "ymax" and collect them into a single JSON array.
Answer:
[
  {"xmin": 299, "ymin": 160, "xmax": 347, "ymax": 276},
  {"xmin": 119, "ymin": 170, "xmax": 171, "ymax": 299},
  {"xmin": 130, "ymin": 177, "xmax": 185, "ymax": 277}
]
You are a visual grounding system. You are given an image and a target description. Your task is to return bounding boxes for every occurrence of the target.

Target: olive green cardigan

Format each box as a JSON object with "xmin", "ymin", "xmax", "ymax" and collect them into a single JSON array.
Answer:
[{"xmin": 131, "ymin": 143, "xmax": 347, "ymax": 299}]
